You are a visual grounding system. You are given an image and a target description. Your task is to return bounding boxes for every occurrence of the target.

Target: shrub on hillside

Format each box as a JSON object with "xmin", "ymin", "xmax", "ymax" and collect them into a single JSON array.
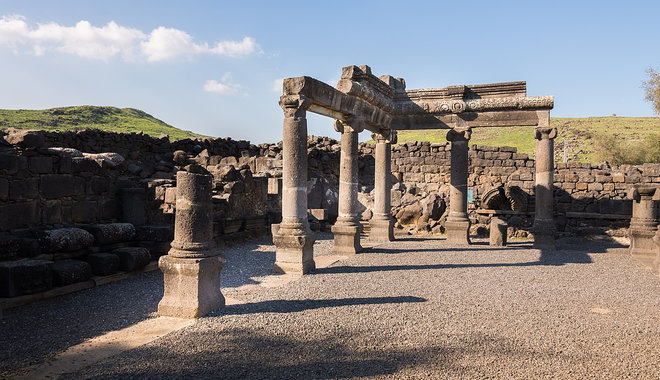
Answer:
[{"xmin": 594, "ymin": 133, "xmax": 660, "ymax": 165}]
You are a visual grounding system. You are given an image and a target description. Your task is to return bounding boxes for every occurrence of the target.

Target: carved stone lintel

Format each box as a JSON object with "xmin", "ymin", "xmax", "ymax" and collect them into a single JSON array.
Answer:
[
  {"xmin": 446, "ymin": 127, "xmax": 472, "ymax": 142},
  {"xmin": 534, "ymin": 126, "xmax": 557, "ymax": 140},
  {"xmin": 279, "ymin": 95, "xmax": 311, "ymax": 118}
]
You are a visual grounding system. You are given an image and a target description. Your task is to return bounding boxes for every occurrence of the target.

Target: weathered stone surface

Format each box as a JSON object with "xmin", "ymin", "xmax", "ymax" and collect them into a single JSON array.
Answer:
[
  {"xmin": 0, "ymin": 260, "xmax": 53, "ymax": 297},
  {"xmin": 113, "ymin": 247, "xmax": 151, "ymax": 271},
  {"xmin": 87, "ymin": 252, "xmax": 120, "ymax": 276},
  {"xmin": 40, "ymin": 174, "xmax": 74, "ymax": 199},
  {"xmin": 490, "ymin": 218, "xmax": 508, "ymax": 246},
  {"xmin": 0, "ymin": 235, "xmax": 21, "ymax": 261},
  {"xmin": 38, "ymin": 228, "xmax": 95, "ymax": 253},
  {"xmin": 136, "ymin": 225, "xmax": 174, "ymax": 242},
  {"xmin": 52, "ymin": 259, "xmax": 92, "ymax": 286},
  {"xmin": 84, "ymin": 223, "xmax": 136, "ymax": 246},
  {"xmin": 2, "ymin": 128, "xmax": 45, "ymax": 148},
  {"xmin": 72, "ymin": 200, "xmax": 98, "ymax": 223},
  {"xmin": 120, "ymin": 188, "xmax": 146, "ymax": 226}
]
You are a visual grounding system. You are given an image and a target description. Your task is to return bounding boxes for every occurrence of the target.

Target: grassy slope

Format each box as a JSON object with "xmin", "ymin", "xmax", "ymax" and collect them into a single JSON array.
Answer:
[
  {"xmin": 394, "ymin": 117, "xmax": 660, "ymax": 162},
  {"xmin": 0, "ymin": 106, "xmax": 205, "ymax": 141}
]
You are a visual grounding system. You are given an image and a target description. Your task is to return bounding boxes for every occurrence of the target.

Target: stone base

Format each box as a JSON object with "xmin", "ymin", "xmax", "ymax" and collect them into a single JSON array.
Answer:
[
  {"xmin": 532, "ymin": 219, "xmax": 556, "ymax": 250},
  {"xmin": 158, "ymin": 255, "xmax": 225, "ymax": 318},
  {"xmin": 445, "ymin": 220, "xmax": 470, "ymax": 245},
  {"xmin": 273, "ymin": 233, "xmax": 316, "ymax": 275},
  {"xmin": 630, "ymin": 228, "xmax": 658, "ymax": 269},
  {"xmin": 332, "ymin": 223, "xmax": 363, "ymax": 254},
  {"xmin": 369, "ymin": 218, "xmax": 394, "ymax": 242},
  {"xmin": 489, "ymin": 218, "xmax": 507, "ymax": 246}
]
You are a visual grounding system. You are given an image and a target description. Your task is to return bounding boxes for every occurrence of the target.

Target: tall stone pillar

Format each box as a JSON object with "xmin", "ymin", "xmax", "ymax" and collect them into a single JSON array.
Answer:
[
  {"xmin": 653, "ymin": 226, "xmax": 660, "ymax": 274},
  {"xmin": 369, "ymin": 130, "xmax": 396, "ymax": 242},
  {"xmin": 445, "ymin": 127, "xmax": 472, "ymax": 245},
  {"xmin": 532, "ymin": 110, "xmax": 557, "ymax": 250},
  {"xmin": 272, "ymin": 95, "xmax": 316, "ymax": 274},
  {"xmin": 629, "ymin": 185, "xmax": 658, "ymax": 266},
  {"xmin": 332, "ymin": 119, "xmax": 363, "ymax": 254},
  {"xmin": 158, "ymin": 171, "xmax": 224, "ymax": 318}
]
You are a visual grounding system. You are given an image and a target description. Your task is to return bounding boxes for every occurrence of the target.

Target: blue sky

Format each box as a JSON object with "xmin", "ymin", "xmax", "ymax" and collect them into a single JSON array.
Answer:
[{"xmin": 1, "ymin": 0, "xmax": 659, "ymax": 143}]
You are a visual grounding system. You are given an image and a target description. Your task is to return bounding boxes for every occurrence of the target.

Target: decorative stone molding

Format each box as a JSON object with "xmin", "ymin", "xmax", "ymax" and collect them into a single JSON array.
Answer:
[
  {"xmin": 534, "ymin": 126, "xmax": 558, "ymax": 140},
  {"xmin": 371, "ymin": 130, "xmax": 397, "ymax": 144},
  {"xmin": 279, "ymin": 95, "xmax": 311, "ymax": 118},
  {"xmin": 446, "ymin": 127, "xmax": 472, "ymax": 142}
]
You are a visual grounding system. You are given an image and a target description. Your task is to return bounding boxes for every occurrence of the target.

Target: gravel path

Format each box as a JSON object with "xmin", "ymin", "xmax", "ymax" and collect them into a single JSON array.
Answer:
[{"xmin": 3, "ymin": 234, "xmax": 660, "ymax": 379}]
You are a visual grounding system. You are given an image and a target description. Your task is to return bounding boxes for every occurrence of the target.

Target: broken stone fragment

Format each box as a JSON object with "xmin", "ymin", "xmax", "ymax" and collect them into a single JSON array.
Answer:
[
  {"xmin": 52, "ymin": 259, "xmax": 92, "ymax": 286},
  {"xmin": 38, "ymin": 228, "xmax": 95, "ymax": 253},
  {"xmin": 113, "ymin": 247, "xmax": 151, "ymax": 271},
  {"xmin": 87, "ymin": 253, "xmax": 120, "ymax": 276},
  {"xmin": 2, "ymin": 128, "xmax": 45, "ymax": 148},
  {"xmin": 83, "ymin": 223, "xmax": 136, "ymax": 246},
  {"xmin": 0, "ymin": 260, "xmax": 53, "ymax": 297}
]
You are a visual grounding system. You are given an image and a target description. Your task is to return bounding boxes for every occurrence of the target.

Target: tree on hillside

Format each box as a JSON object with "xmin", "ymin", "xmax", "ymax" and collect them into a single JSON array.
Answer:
[{"xmin": 643, "ymin": 67, "xmax": 660, "ymax": 114}]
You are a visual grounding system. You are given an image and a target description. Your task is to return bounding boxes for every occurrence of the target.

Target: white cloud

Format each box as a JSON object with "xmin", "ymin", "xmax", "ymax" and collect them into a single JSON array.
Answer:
[
  {"xmin": 0, "ymin": 15, "xmax": 260, "ymax": 62},
  {"xmin": 271, "ymin": 78, "xmax": 283, "ymax": 92},
  {"xmin": 204, "ymin": 73, "xmax": 240, "ymax": 95}
]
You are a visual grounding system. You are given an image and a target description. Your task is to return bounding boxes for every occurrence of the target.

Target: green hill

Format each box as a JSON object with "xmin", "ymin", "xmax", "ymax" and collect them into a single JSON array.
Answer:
[
  {"xmin": 393, "ymin": 117, "xmax": 660, "ymax": 163},
  {"xmin": 0, "ymin": 106, "xmax": 205, "ymax": 141}
]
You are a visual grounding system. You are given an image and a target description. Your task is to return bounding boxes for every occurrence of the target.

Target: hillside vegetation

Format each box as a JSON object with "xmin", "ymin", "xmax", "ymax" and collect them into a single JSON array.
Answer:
[
  {"xmin": 0, "ymin": 106, "xmax": 205, "ymax": 141},
  {"xmin": 393, "ymin": 117, "xmax": 660, "ymax": 164}
]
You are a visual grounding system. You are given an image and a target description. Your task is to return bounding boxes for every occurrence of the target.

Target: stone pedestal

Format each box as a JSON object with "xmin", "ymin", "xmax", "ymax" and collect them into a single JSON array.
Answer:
[
  {"xmin": 629, "ymin": 185, "xmax": 658, "ymax": 267},
  {"xmin": 532, "ymin": 111, "xmax": 557, "ymax": 250},
  {"xmin": 490, "ymin": 217, "xmax": 507, "ymax": 246},
  {"xmin": 332, "ymin": 120, "xmax": 363, "ymax": 254},
  {"xmin": 369, "ymin": 131, "xmax": 396, "ymax": 242},
  {"xmin": 445, "ymin": 127, "xmax": 471, "ymax": 245},
  {"xmin": 273, "ymin": 95, "xmax": 316, "ymax": 274},
  {"xmin": 158, "ymin": 171, "xmax": 224, "ymax": 318}
]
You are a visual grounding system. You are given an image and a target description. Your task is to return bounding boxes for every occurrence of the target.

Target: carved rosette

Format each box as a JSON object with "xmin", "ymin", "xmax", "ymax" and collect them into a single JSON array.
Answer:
[
  {"xmin": 446, "ymin": 127, "xmax": 472, "ymax": 142},
  {"xmin": 279, "ymin": 95, "xmax": 311, "ymax": 118},
  {"xmin": 534, "ymin": 126, "xmax": 557, "ymax": 140}
]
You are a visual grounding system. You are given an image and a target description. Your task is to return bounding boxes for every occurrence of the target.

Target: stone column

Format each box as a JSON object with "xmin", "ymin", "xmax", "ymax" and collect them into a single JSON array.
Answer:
[
  {"xmin": 653, "ymin": 226, "xmax": 660, "ymax": 274},
  {"xmin": 369, "ymin": 130, "xmax": 396, "ymax": 242},
  {"xmin": 332, "ymin": 119, "xmax": 363, "ymax": 254},
  {"xmin": 158, "ymin": 171, "xmax": 224, "ymax": 318},
  {"xmin": 629, "ymin": 185, "xmax": 658, "ymax": 267},
  {"xmin": 272, "ymin": 95, "xmax": 316, "ymax": 274},
  {"xmin": 445, "ymin": 127, "xmax": 472, "ymax": 245},
  {"xmin": 532, "ymin": 110, "xmax": 557, "ymax": 250}
]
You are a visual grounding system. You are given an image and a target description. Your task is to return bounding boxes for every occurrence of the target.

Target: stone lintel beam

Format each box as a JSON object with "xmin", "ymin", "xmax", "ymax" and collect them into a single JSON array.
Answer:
[
  {"xmin": 283, "ymin": 76, "xmax": 391, "ymax": 132},
  {"xmin": 395, "ymin": 96, "xmax": 554, "ymax": 116},
  {"xmin": 390, "ymin": 110, "xmax": 541, "ymax": 130}
]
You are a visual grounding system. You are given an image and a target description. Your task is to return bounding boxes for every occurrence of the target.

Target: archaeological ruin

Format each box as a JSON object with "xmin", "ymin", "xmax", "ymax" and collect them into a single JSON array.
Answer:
[{"xmin": 1, "ymin": 65, "xmax": 659, "ymax": 319}]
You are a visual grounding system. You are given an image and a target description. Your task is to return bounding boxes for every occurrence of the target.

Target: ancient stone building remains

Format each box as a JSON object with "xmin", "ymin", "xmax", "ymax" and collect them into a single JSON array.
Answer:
[{"xmin": 273, "ymin": 65, "xmax": 556, "ymax": 274}]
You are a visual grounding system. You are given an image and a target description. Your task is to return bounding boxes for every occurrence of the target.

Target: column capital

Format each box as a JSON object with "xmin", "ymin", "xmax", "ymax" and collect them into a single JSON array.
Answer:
[
  {"xmin": 446, "ymin": 127, "xmax": 472, "ymax": 142},
  {"xmin": 631, "ymin": 185, "xmax": 658, "ymax": 201},
  {"xmin": 534, "ymin": 126, "xmax": 557, "ymax": 140},
  {"xmin": 334, "ymin": 117, "xmax": 365, "ymax": 134},
  {"xmin": 371, "ymin": 129, "xmax": 397, "ymax": 144},
  {"xmin": 279, "ymin": 95, "xmax": 311, "ymax": 117}
]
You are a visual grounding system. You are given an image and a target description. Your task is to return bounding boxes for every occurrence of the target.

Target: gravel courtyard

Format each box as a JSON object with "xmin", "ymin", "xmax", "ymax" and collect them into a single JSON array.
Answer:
[{"xmin": 2, "ymin": 233, "xmax": 659, "ymax": 379}]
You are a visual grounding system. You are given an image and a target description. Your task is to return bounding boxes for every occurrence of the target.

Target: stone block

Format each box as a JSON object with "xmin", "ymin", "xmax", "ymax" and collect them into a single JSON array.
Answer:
[
  {"xmin": 0, "ymin": 260, "xmax": 53, "ymax": 297},
  {"xmin": 42, "ymin": 200, "xmax": 62, "ymax": 224},
  {"xmin": 612, "ymin": 173, "xmax": 625, "ymax": 183},
  {"xmin": 267, "ymin": 177, "xmax": 282, "ymax": 195},
  {"xmin": 28, "ymin": 156, "xmax": 53, "ymax": 174},
  {"xmin": 87, "ymin": 177, "xmax": 109, "ymax": 195},
  {"xmin": 0, "ymin": 201, "xmax": 40, "ymax": 231},
  {"xmin": 588, "ymin": 183, "xmax": 604, "ymax": 191},
  {"xmin": 87, "ymin": 253, "xmax": 120, "ymax": 276},
  {"xmin": 72, "ymin": 200, "xmax": 98, "ymax": 223},
  {"xmin": 113, "ymin": 247, "xmax": 151, "ymax": 271},
  {"xmin": 164, "ymin": 187, "xmax": 177, "ymax": 204},
  {"xmin": 71, "ymin": 157, "xmax": 101, "ymax": 174},
  {"xmin": 576, "ymin": 183, "xmax": 588, "ymax": 191},
  {"xmin": 490, "ymin": 218, "xmax": 507, "ymax": 246},
  {"xmin": 40, "ymin": 174, "xmax": 74, "ymax": 199},
  {"xmin": 0, "ymin": 178, "xmax": 8, "ymax": 201},
  {"xmin": 52, "ymin": 259, "xmax": 92, "ymax": 287},
  {"xmin": 0, "ymin": 154, "xmax": 22, "ymax": 174},
  {"xmin": 84, "ymin": 223, "xmax": 136, "ymax": 246},
  {"xmin": 38, "ymin": 228, "xmax": 94, "ymax": 253},
  {"xmin": 0, "ymin": 235, "xmax": 21, "ymax": 261},
  {"xmin": 9, "ymin": 178, "xmax": 39, "ymax": 200},
  {"xmin": 308, "ymin": 208, "xmax": 327, "ymax": 221}
]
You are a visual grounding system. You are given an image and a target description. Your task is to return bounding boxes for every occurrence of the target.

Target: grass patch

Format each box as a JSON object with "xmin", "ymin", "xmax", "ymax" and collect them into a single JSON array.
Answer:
[
  {"xmin": 0, "ymin": 106, "xmax": 205, "ymax": 141},
  {"xmin": 389, "ymin": 117, "xmax": 660, "ymax": 163}
]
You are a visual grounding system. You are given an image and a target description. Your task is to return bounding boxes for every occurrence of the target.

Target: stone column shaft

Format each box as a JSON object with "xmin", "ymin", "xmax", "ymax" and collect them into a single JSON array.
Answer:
[
  {"xmin": 532, "ymin": 110, "xmax": 557, "ymax": 249},
  {"xmin": 629, "ymin": 185, "xmax": 658, "ymax": 268},
  {"xmin": 369, "ymin": 131, "xmax": 396, "ymax": 242},
  {"xmin": 159, "ymin": 171, "xmax": 225, "ymax": 318},
  {"xmin": 273, "ymin": 95, "xmax": 315, "ymax": 274},
  {"xmin": 332, "ymin": 120, "xmax": 363, "ymax": 254},
  {"xmin": 445, "ymin": 127, "xmax": 472, "ymax": 245}
]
